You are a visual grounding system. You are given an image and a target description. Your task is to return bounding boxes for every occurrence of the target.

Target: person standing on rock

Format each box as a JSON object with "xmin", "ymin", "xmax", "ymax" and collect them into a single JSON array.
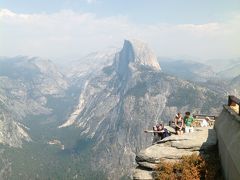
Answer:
[
  {"xmin": 184, "ymin": 112, "xmax": 194, "ymax": 133},
  {"xmin": 174, "ymin": 113, "xmax": 184, "ymax": 135}
]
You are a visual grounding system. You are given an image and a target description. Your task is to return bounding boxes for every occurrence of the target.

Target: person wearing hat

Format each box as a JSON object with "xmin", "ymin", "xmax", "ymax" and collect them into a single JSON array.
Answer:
[{"xmin": 201, "ymin": 117, "xmax": 210, "ymax": 127}]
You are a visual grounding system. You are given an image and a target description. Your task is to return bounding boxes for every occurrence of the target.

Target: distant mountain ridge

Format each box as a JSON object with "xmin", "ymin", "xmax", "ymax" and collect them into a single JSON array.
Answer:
[
  {"xmin": 230, "ymin": 75, "xmax": 240, "ymax": 97},
  {"xmin": 159, "ymin": 59, "xmax": 215, "ymax": 82},
  {"xmin": 204, "ymin": 58, "xmax": 240, "ymax": 79},
  {"xmin": 217, "ymin": 63, "xmax": 240, "ymax": 79},
  {"xmin": 65, "ymin": 49, "xmax": 116, "ymax": 83}
]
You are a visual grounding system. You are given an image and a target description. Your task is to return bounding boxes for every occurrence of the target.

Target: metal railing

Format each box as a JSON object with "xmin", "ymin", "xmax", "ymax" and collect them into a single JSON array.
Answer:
[
  {"xmin": 228, "ymin": 95, "xmax": 240, "ymax": 115},
  {"xmin": 192, "ymin": 114, "xmax": 216, "ymax": 127},
  {"xmin": 193, "ymin": 114, "xmax": 217, "ymax": 120}
]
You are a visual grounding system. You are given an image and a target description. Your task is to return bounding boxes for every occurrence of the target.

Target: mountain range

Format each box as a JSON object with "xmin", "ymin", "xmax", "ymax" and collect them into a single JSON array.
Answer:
[{"xmin": 0, "ymin": 40, "xmax": 238, "ymax": 179}]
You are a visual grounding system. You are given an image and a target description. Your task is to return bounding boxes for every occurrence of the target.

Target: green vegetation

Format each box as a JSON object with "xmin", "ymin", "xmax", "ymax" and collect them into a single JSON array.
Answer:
[
  {"xmin": 166, "ymin": 86, "xmax": 199, "ymax": 107},
  {"xmin": 201, "ymin": 91, "xmax": 225, "ymax": 113},
  {"xmin": 102, "ymin": 65, "xmax": 114, "ymax": 76},
  {"xmin": 2, "ymin": 142, "xmax": 106, "ymax": 180},
  {"xmin": 126, "ymin": 82, "xmax": 148, "ymax": 97}
]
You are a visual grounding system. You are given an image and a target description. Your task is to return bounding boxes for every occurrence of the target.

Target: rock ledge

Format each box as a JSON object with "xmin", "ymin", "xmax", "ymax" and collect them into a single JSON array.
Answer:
[{"xmin": 133, "ymin": 127, "xmax": 217, "ymax": 180}]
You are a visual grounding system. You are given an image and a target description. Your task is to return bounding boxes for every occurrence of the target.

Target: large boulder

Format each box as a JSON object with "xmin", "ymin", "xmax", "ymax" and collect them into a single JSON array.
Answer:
[{"xmin": 132, "ymin": 167, "xmax": 153, "ymax": 180}]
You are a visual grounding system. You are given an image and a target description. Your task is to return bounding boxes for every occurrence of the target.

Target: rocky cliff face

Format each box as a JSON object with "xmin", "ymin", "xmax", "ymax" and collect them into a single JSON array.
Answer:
[
  {"xmin": 59, "ymin": 40, "xmax": 224, "ymax": 178},
  {"xmin": 115, "ymin": 40, "xmax": 161, "ymax": 76},
  {"xmin": 0, "ymin": 112, "xmax": 31, "ymax": 147}
]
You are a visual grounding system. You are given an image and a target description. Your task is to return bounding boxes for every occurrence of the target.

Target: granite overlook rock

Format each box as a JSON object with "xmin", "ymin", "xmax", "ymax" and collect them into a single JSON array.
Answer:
[
  {"xmin": 115, "ymin": 40, "xmax": 161, "ymax": 76},
  {"xmin": 133, "ymin": 127, "xmax": 217, "ymax": 179}
]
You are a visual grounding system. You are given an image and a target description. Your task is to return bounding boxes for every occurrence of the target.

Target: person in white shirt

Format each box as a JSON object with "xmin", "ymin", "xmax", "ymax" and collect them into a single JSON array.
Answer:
[{"xmin": 201, "ymin": 117, "xmax": 210, "ymax": 127}]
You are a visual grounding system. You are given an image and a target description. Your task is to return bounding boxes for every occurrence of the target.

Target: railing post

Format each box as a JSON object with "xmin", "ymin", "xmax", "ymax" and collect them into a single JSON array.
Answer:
[
  {"xmin": 239, "ymin": 105, "xmax": 240, "ymax": 116},
  {"xmin": 228, "ymin": 95, "xmax": 233, "ymax": 106}
]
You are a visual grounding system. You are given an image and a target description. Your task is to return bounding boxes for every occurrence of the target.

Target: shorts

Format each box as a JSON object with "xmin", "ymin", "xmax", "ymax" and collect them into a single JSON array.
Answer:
[
  {"xmin": 175, "ymin": 126, "xmax": 182, "ymax": 131},
  {"xmin": 185, "ymin": 126, "xmax": 194, "ymax": 133}
]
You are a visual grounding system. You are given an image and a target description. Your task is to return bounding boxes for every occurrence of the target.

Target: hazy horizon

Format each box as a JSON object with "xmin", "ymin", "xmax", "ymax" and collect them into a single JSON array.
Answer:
[{"xmin": 0, "ymin": 0, "xmax": 240, "ymax": 62}]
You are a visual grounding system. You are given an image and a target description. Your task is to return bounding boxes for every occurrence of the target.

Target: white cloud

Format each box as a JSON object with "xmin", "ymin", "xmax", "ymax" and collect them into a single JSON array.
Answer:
[{"xmin": 0, "ymin": 9, "xmax": 239, "ymax": 61}]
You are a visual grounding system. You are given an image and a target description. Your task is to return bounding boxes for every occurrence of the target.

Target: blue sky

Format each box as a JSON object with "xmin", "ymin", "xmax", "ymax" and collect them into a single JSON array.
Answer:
[
  {"xmin": 1, "ymin": 0, "xmax": 239, "ymax": 23},
  {"xmin": 0, "ymin": 0, "xmax": 240, "ymax": 60}
]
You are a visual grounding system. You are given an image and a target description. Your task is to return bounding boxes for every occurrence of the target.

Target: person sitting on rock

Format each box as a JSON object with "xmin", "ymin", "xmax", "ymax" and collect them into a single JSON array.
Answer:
[
  {"xmin": 174, "ymin": 113, "xmax": 184, "ymax": 135},
  {"xmin": 158, "ymin": 123, "xmax": 170, "ymax": 140},
  {"xmin": 154, "ymin": 123, "xmax": 169, "ymax": 140},
  {"xmin": 151, "ymin": 123, "xmax": 161, "ymax": 144},
  {"xmin": 145, "ymin": 123, "xmax": 170, "ymax": 144},
  {"xmin": 184, "ymin": 112, "xmax": 194, "ymax": 133},
  {"xmin": 201, "ymin": 116, "xmax": 210, "ymax": 127}
]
